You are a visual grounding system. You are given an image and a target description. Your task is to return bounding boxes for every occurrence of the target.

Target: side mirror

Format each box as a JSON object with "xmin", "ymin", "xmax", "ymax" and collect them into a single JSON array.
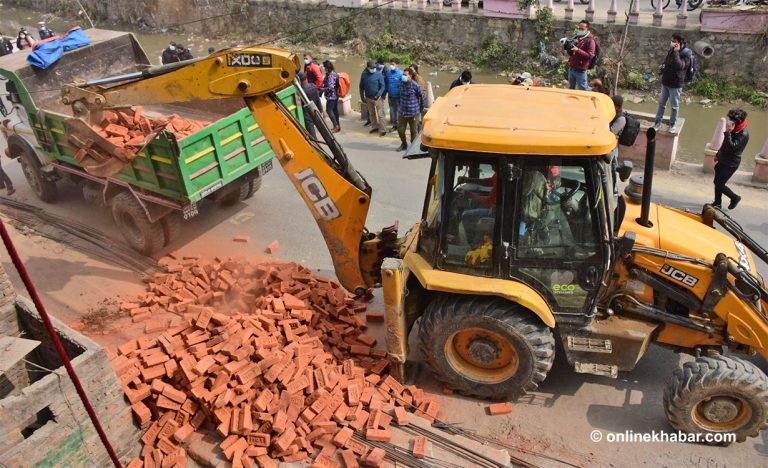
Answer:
[
  {"xmin": 616, "ymin": 231, "xmax": 636, "ymax": 258},
  {"xmin": 617, "ymin": 160, "xmax": 633, "ymax": 182}
]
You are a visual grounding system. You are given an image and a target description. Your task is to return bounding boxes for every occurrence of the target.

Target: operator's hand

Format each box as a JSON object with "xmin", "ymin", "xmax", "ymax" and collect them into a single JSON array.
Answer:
[
  {"xmin": 457, "ymin": 176, "xmax": 467, "ymax": 185},
  {"xmin": 673, "ymin": 43, "xmax": 681, "ymax": 52}
]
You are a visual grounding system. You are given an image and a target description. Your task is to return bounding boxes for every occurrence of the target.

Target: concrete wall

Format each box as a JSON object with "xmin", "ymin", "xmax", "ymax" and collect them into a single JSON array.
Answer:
[
  {"xmin": 6, "ymin": 0, "xmax": 767, "ymax": 87},
  {"xmin": 0, "ymin": 265, "xmax": 140, "ymax": 466}
]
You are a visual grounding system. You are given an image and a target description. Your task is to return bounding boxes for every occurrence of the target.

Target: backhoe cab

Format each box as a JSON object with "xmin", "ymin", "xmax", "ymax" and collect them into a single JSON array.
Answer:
[{"xmin": 61, "ymin": 48, "xmax": 768, "ymax": 444}]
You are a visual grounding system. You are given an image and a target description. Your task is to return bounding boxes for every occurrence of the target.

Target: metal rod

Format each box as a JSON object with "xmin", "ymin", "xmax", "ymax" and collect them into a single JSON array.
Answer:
[
  {"xmin": 0, "ymin": 219, "xmax": 123, "ymax": 467},
  {"xmin": 638, "ymin": 127, "xmax": 656, "ymax": 227}
]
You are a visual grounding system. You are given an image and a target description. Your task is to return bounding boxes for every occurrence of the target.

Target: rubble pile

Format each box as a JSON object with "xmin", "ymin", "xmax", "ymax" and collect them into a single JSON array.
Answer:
[
  {"xmin": 114, "ymin": 255, "xmax": 441, "ymax": 467},
  {"xmin": 90, "ymin": 106, "xmax": 210, "ymax": 147}
]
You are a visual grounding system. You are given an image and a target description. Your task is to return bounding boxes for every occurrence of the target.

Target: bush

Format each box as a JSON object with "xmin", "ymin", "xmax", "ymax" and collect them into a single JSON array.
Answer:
[
  {"xmin": 693, "ymin": 78, "xmax": 720, "ymax": 100},
  {"xmin": 624, "ymin": 71, "xmax": 645, "ymax": 90},
  {"xmin": 368, "ymin": 32, "xmax": 414, "ymax": 65},
  {"xmin": 475, "ymin": 34, "xmax": 516, "ymax": 69}
]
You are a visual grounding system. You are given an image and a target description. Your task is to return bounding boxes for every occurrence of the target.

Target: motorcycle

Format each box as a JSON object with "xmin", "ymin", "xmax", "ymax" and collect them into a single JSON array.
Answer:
[{"xmin": 650, "ymin": 0, "xmax": 704, "ymax": 11}]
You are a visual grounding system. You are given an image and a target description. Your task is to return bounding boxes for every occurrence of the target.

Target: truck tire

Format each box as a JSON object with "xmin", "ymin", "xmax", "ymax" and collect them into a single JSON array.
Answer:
[
  {"xmin": 664, "ymin": 354, "xmax": 768, "ymax": 444},
  {"xmin": 17, "ymin": 147, "xmax": 57, "ymax": 202},
  {"xmin": 81, "ymin": 182, "xmax": 105, "ymax": 207},
  {"xmin": 216, "ymin": 178, "xmax": 257, "ymax": 206},
  {"xmin": 418, "ymin": 295, "xmax": 555, "ymax": 399},
  {"xmin": 111, "ymin": 192, "xmax": 164, "ymax": 256},
  {"xmin": 242, "ymin": 176, "xmax": 262, "ymax": 200},
  {"xmin": 160, "ymin": 212, "xmax": 182, "ymax": 247}
]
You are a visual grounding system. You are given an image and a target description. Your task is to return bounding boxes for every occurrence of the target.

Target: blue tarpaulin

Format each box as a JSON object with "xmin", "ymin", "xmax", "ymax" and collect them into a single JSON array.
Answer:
[{"xmin": 27, "ymin": 27, "xmax": 90, "ymax": 70}]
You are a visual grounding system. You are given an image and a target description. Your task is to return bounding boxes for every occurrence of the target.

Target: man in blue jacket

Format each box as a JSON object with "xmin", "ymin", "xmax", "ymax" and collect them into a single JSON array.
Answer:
[
  {"xmin": 359, "ymin": 60, "xmax": 387, "ymax": 137},
  {"xmin": 383, "ymin": 58, "xmax": 403, "ymax": 130}
]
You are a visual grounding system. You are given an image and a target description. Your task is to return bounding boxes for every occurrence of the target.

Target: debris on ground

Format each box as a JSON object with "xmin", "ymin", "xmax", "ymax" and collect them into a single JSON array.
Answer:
[
  {"xmin": 487, "ymin": 402, "xmax": 513, "ymax": 416},
  {"xmin": 266, "ymin": 240, "xmax": 279, "ymax": 254},
  {"xmin": 114, "ymin": 257, "xmax": 442, "ymax": 467},
  {"xmin": 77, "ymin": 298, "xmax": 124, "ymax": 332}
]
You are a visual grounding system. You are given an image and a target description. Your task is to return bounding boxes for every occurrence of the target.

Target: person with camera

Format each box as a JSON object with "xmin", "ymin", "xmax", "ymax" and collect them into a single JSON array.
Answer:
[
  {"xmin": 653, "ymin": 33, "xmax": 690, "ymax": 134},
  {"xmin": 712, "ymin": 109, "xmax": 749, "ymax": 210},
  {"xmin": 565, "ymin": 20, "xmax": 596, "ymax": 91},
  {"xmin": 16, "ymin": 28, "xmax": 35, "ymax": 51}
]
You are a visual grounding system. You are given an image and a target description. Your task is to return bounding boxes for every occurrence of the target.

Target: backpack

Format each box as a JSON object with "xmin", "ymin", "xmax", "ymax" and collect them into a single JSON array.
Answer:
[
  {"xmin": 615, "ymin": 112, "xmax": 640, "ymax": 147},
  {"xmin": 588, "ymin": 38, "xmax": 601, "ymax": 70},
  {"xmin": 337, "ymin": 72, "xmax": 351, "ymax": 98},
  {"xmin": 682, "ymin": 48, "xmax": 697, "ymax": 84}
]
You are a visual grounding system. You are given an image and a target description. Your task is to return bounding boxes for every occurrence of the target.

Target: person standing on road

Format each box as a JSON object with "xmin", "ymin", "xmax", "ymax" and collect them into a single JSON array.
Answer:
[
  {"xmin": 653, "ymin": 33, "xmax": 690, "ymax": 134},
  {"xmin": 321, "ymin": 60, "xmax": 341, "ymax": 134},
  {"xmin": 450, "ymin": 70, "xmax": 475, "ymax": 90},
  {"xmin": 608, "ymin": 95, "xmax": 626, "ymax": 194},
  {"xmin": 409, "ymin": 64, "xmax": 429, "ymax": 132},
  {"xmin": 303, "ymin": 53, "xmax": 324, "ymax": 91},
  {"xmin": 0, "ymin": 158, "xmax": 15, "ymax": 196},
  {"xmin": 359, "ymin": 60, "xmax": 387, "ymax": 137},
  {"xmin": 383, "ymin": 58, "xmax": 403, "ymax": 131},
  {"xmin": 298, "ymin": 71, "xmax": 322, "ymax": 139},
  {"xmin": 566, "ymin": 20, "xmax": 596, "ymax": 91},
  {"xmin": 396, "ymin": 68, "xmax": 426, "ymax": 152},
  {"xmin": 713, "ymin": 109, "xmax": 749, "ymax": 210}
]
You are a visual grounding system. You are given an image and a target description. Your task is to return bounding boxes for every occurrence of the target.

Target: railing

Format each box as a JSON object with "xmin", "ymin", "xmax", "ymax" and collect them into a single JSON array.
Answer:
[{"xmin": 313, "ymin": 0, "xmax": 767, "ymax": 29}]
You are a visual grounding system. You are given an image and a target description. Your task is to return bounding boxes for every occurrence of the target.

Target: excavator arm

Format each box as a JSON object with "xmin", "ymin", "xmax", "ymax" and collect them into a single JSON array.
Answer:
[{"xmin": 61, "ymin": 47, "xmax": 397, "ymax": 294}]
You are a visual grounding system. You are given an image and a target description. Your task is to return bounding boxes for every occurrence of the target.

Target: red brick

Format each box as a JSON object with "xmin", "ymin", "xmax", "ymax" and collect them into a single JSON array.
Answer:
[
  {"xmin": 363, "ymin": 447, "xmax": 385, "ymax": 467},
  {"xmin": 233, "ymin": 235, "xmax": 250, "ymax": 243},
  {"xmin": 393, "ymin": 406, "xmax": 408, "ymax": 426},
  {"xmin": 487, "ymin": 402, "xmax": 513, "ymax": 415},
  {"xmin": 332, "ymin": 427, "xmax": 353, "ymax": 447},
  {"xmin": 131, "ymin": 401, "xmax": 152, "ymax": 427},
  {"xmin": 340, "ymin": 450, "xmax": 360, "ymax": 468},
  {"xmin": 412, "ymin": 436, "xmax": 428, "ymax": 459},
  {"xmin": 365, "ymin": 313, "xmax": 384, "ymax": 323},
  {"xmin": 365, "ymin": 428, "xmax": 392, "ymax": 443},
  {"xmin": 173, "ymin": 423, "xmax": 194, "ymax": 443},
  {"xmin": 266, "ymin": 240, "xmax": 280, "ymax": 254},
  {"xmin": 104, "ymin": 123, "xmax": 129, "ymax": 137}
]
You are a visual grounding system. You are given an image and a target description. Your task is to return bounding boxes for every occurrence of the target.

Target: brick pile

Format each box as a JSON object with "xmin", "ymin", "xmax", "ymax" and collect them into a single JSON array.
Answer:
[
  {"xmin": 89, "ymin": 106, "xmax": 210, "ymax": 148},
  {"xmin": 115, "ymin": 255, "xmax": 442, "ymax": 467}
]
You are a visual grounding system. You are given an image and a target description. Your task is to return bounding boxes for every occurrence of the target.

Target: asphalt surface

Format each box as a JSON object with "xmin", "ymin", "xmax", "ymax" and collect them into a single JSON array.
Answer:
[{"xmin": 1, "ymin": 113, "xmax": 767, "ymax": 465}]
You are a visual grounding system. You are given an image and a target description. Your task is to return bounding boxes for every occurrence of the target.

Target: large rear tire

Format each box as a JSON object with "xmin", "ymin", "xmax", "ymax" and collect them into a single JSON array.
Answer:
[
  {"xmin": 160, "ymin": 212, "xmax": 183, "ymax": 247},
  {"xmin": 664, "ymin": 355, "xmax": 768, "ymax": 444},
  {"xmin": 17, "ymin": 147, "xmax": 57, "ymax": 202},
  {"xmin": 419, "ymin": 295, "xmax": 555, "ymax": 399},
  {"xmin": 111, "ymin": 192, "xmax": 164, "ymax": 256}
]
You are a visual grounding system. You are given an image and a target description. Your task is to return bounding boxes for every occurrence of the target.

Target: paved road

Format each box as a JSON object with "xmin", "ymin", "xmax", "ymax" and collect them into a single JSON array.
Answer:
[{"xmin": 1, "ymin": 113, "xmax": 766, "ymax": 465}]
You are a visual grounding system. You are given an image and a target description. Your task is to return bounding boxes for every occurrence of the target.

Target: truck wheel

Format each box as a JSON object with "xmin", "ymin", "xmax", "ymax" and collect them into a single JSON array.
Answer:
[
  {"xmin": 17, "ymin": 147, "xmax": 57, "ymax": 202},
  {"xmin": 160, "ymin": 212, "xmax": 182, "ymax": 247},
  {"xmin": 242, "ymin": 176, "xmax": 262, "ymax": 200},
  {"xmin": 81, "ymin": 182, "xmax": 105, "ymax": 207},
  {"xmin": 111, "ymin": 192, "xmax": 164, "ymax": 256},
  {"xmin": 216, "ymin": 178, "xmax": 258, "ymax": 206},
  {"xmin": 418, "ymin": 295, "xmax": 555, "ymax": 399},
  {"xmin": 664, "ymin": 355, "xmax": 768, "ymax": 444}
]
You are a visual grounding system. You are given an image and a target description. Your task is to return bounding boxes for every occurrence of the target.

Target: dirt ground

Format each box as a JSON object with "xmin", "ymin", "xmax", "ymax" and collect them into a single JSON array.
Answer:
[{"xmin": 1, "ymin": 114, "xmax": 767, "ymax": 466}]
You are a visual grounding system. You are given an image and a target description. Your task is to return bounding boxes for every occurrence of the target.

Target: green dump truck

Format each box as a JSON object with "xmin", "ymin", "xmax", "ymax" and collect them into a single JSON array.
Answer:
[{"xmin": 0, "ymin": 29, "xmax": 303, "ymax": 255}]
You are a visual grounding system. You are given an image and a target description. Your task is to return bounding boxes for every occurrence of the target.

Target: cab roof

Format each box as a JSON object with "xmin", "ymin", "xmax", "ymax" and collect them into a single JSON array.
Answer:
[{"xmin": 421, "ymin": 85, "xmax": 617, "ymax": 156}]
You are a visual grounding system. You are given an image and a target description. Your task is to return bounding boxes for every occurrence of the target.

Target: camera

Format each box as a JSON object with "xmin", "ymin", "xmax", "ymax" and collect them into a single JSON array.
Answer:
[{"xmin": 559, "ymin": 37, "xmax": 576, "ymax": 50}]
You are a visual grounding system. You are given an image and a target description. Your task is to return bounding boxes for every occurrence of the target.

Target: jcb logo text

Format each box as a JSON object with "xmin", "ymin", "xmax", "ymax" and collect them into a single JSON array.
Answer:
[
  {"xmin": 295, "ymin": 168, "xmax": 340, "ymax": 220},
  {"xmin": 660, "ymin": 264, "xmax": 699, "ymax": 287}
]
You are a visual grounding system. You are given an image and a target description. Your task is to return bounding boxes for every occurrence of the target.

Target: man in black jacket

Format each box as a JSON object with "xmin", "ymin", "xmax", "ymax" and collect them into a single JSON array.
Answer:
[
  {"xmin": 713, "ymin": 109, "xmax": 749, "ymax": 210},
  {"xmin": 653, "ymin": 33, "xmax": 690, "ymax": 134}
]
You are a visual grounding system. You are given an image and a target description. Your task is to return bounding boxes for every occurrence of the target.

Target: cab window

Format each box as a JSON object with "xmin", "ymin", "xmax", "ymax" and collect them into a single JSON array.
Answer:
[
  {"xmin": 418, "ymin": 157, "xmax": 443, "ymax": 260},
  {"xmin": 516, "ymin": 161, "xmax": 597, "ymax": 259},
  {"xmin": 440, "ymin": 159, "xmax": 498, "ymax": 275}
]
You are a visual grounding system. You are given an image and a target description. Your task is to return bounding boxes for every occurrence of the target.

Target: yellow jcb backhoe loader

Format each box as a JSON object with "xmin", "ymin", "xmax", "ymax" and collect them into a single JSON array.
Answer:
[{"xmin": 60, "ymin": 41, "xmax": 768, "ymax": 443}]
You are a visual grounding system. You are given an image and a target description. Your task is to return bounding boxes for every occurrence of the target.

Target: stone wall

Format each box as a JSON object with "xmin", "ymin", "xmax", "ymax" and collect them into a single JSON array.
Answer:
[
  {"xmin": 6, "ymin": 0, "xmax": 767, "ymax": 87},
  {"xmin": 0, "ymin": 265, "xmax": 140, "ymax": 466}
]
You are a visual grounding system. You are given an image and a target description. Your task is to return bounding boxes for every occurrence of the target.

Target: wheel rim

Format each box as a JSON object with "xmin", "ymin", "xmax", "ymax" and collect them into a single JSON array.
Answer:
[
  {"xmin": 691, "ymin": 394, "xmax": 752, "ymax": 432},
  {"xmin": 444, "ymin": 327, "xmax": 519, "ymax": 384}
]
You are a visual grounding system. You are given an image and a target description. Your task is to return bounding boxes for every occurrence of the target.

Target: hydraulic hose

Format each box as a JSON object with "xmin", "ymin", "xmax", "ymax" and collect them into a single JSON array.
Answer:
[{"xmin": 0, "ymin": 219, "xmax": 122, "ymax": 468}]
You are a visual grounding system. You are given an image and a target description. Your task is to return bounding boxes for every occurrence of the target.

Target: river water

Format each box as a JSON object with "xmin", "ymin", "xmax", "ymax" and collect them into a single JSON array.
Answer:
[{"xmin": 2, "ymin": 5, "xmax": 765, "ymax": 169}]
